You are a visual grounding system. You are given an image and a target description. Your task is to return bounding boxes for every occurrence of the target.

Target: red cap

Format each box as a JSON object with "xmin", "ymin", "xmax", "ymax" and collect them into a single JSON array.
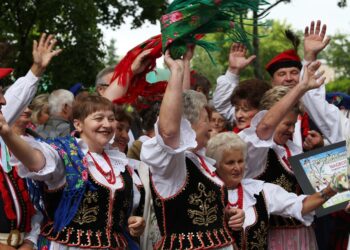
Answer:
[
  {"xmin": 265, "ymin": 49, "xmax": 302, "ymax": 76},
  {"xmin": 0, "ymin": 68, "xmax": 13, "ymax": 79}
]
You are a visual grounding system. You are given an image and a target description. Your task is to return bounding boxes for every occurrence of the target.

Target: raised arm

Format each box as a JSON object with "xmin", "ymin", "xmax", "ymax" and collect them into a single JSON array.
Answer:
[
  {"xmin": 0, "ymin": 113, "xmax": 45, "ymax": 172},
  {"xmin": 158, "ymin": 50, "xmax": 185, "ymax": 149},
  {"xmin": 3, "ymin": 33, "xmax": 61, "ymax": 125},
  {"xmin": 257, "ymin": 61, "xmax": 325, "ymax": 140},
  {"xmin": 301, "ymin": 185, "xmax": 336, "ymax": 215},
  {"xmin": 182, "ymin": 45, "xmax": 195, "ymax": 91},
  {"xmin": 103, "ymin": 49, "xmax": 152, "ymax": 101},
  {"xmin": 302, "ymin": 20, "xmax": 346, "ymax": 143},
  {"xmin": 213, "ymin": 43, "xmax": 255, "ymax": 123},
  {"xmin": 304, "ymin": 20, "xmax": 330, "ymax": 62}
]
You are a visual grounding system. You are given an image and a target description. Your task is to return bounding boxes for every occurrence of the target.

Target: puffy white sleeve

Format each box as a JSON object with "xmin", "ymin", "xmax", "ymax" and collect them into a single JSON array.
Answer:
[
  {"xmin": 302, "ymin": 85, "xmax": 346, "ymax": 144},
  {"xmin": 3, "ymin": 70, "xmax": 39, "ymax": 126},
  {"xmin": 238, "ymin": 111, "xmax": 273, "ymax": 178},
  {"xmin": 140, "ymin": 118, "xmax": 197, "ymax": 198},
  {"xmin": 24, "ymin": 209, "xmax": 43, "ymax": 247},
  {"xmin": 263, "ymin": 183, "xmax": 314, "ymax": 226},
  {"xmin": 11, "ymin": 136, "xmax": 66, "ymax": 190},
  {"xmin": 212, "ymin": 71, "xmax": 239, "ymax": 124}
]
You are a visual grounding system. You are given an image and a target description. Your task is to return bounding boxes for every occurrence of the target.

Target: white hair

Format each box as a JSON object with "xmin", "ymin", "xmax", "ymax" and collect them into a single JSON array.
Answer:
[
  {"xmin": 206, "ymin": 132, "xmax": 247, "ymax": 166},
  {"xmin": 48, "ymin": 89, "xmax": 74, "ymax": 116},
  {"xmin": 183, "ymin": 90, "xmax": 208, "ymax": 124}
]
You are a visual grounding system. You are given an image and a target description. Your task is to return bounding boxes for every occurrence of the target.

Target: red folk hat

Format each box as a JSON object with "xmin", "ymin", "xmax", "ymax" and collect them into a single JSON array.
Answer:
[
  {"xmin": 0, "ymin": 68, "xmax": 13, "ymax": 79},
  {"xmin": 265, "ymin": 49, "xmax": 302, "ymax": 76}
]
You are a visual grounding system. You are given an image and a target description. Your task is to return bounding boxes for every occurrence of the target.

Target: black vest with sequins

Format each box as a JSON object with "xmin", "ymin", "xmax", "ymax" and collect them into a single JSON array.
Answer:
[
  {"xmin": 41, "ymin": 169, "xmax": 133, "ymax": 249},
  {"xmin": 231, "ymin": 191, "xmax": 269, "ymax": 250},
  {"xmin": 150, "ymin": 157, "xmax": 234, "ymax": 250},
  {"xmin": 257, "ymin": 149, "xmax": 303, "ymax": 228}
]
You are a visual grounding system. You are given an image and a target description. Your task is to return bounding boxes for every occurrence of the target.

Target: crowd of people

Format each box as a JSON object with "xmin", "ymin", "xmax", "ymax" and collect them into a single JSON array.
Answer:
[{"xmin": 0, "ymin": 13, "xmax": 350, "ymax": 250}]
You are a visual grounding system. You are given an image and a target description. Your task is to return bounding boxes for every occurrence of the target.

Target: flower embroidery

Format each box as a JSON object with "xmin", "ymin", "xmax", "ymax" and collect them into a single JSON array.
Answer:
[
  {"xmin": 82, "ymin": 170, "xmax": 88, "ymax": 181},
  {"xmin": 169, "ymin": 11, "xmax": 183, "ymax": 23},
  {"xmin": 41, "ymin": 246, "xmax": 48, "ymax": 250}
]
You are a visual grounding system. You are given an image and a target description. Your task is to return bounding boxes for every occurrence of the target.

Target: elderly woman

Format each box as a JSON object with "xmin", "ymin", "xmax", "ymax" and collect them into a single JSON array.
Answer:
[
  {"xmin": 206, "ymin": 132, "xmax": 339, "ymax": 250},
  {"xmin": 140, "ymin": 50, "xmax": 243, "ymax": 250},
  {"xmin": 238, "ymin": 61, "xmax": 329, "ymax": 249}
]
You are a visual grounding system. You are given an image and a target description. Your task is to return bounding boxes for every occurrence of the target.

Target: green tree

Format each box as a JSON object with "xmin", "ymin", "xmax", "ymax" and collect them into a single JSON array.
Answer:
[
  {"xmin": 104, "ymin": 38, "xmax": 119, "ymax": 66},
  {"xmin": 0, "ymin": 0, "xmax": 167, "ymax": 90},
  {"xmin": 323, "ymin": 34, "xmax": 350, "ymax": 79},
  {"xmin": 192, "ymin": 20, "xmax": 302, "ymax": 86}
]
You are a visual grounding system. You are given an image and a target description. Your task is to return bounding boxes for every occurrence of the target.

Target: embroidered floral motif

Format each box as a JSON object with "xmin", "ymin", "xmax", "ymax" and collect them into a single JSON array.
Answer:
[
  {"xmin": 273, "ymin": 174, "xmax": 293, "ymax": 192},
  {"xmin": 187, "ymin": 182, "xmax": 218, "ymax": 226},
  {"xmin": 249, "ymin": 221, "xmax": 268, "ymax": 249},
  {"xmin": 73, "ymin": 191, "xmax": 99, "ymax": 225}
]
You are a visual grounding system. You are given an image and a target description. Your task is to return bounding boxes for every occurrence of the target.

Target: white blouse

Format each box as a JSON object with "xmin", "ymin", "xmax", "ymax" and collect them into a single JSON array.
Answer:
[
  {"xmin": 228, "ymin": 179, "xmax": 314, "ymax": 229},
  {"xmin": 140, "ymin": 118, "xmax": 224, "ymax": 198},
  {"xmin": 238, "ymin": 111, "xmax": 303, "ymax": 179},
  {"xmin": 12, "ymin": 137, "xmax": 141, "ymax": 207}
]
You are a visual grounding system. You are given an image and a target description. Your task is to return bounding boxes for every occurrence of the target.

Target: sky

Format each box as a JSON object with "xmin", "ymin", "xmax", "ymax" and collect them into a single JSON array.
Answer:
[{"xmin": 102, "ymin": 0, "xmax": 350, "ymax": 57}]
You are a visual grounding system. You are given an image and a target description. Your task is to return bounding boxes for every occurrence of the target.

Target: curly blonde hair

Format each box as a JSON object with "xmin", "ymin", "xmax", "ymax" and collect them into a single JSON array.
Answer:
[
  {"xmin": 259, "ymin": 86, "xmax": 302, "ymax": 114},
  {"xmin": 29, "ymin": 93, "xmax": 49, "ymax": 124}
]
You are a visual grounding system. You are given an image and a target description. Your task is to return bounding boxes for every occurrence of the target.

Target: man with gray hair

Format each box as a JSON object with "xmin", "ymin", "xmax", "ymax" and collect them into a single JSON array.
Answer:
[
  {"xmin": 36, "ymin": 89, "xmax": 74, "ymax": 138},
  {"xmin": 95, "ymin": 65, "xmax": 115, "ymax": 96}
]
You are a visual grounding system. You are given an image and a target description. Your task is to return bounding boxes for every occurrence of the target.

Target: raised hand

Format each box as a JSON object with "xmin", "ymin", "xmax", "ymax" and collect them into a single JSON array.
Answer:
[
  {"xmin": 31, "ymin": 33, "xmax": 62, "ymax": 77},
  {"xmin": 300, "ymin": 61, "xmax": 326, "ymax": 91},
  {"xmin": 164, "ymin": 50, "xmax": 184, "ymax": 73},
  {"xmin": 131, "ymin": 49, "xmax": 152, "ymax": 75},
  {"xmin": 304, "ymin": 20, "xmax": 331, "ymax": 62},
  {"xmin": 228, "ymin": 43, "xmax": 256, "ymax": 75}
]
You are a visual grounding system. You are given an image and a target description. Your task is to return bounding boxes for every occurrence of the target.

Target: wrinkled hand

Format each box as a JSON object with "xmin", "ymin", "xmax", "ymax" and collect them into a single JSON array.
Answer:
[
  {"xmin": 164, "ymin": 50, "xmax": 184, "ymax": 73},
  {"xmin": 183, "ymin": 44, "xmax": 195, "ymax": 62},
  {"xmin": 31, "ymin": 33, "xmax": 62, "ymax": 76},
  {"xmin": 0, "ymin": 111, "xmax": 11, "ymax": 136},
  {"xmin": 225, "ymin": 206, "xmax": 245, "ymax": 231},
  {"xmin": 300, "ymin": 61, "xmax": 326, "ymax": 91},
  {"xmin": 304, "ymin": 20, "xmax": 330, "ymax": 62},
  {"xmin": 303, "ymin": 130, "xmax": 324, "ymax": 151},
  {"xmin": 131, "ymin": 49, "xmax": 153, "ymax": 75},
  {"xmin": 228, "ymin": 43, "xmax": 256, "ymax": 75},
  {"xmin": 0, "ymin": 243, "xmax": 16, "ymax": 250},
  {"xmin": 18, "ymin": 241, "xmax": 35, "ymax": 250},
  {"xmin": 345, "ymin": 202, "xmax": 350, "ymax": 213},
  {"xmin": 128, "ymin": 216, "xmax": 146, "ymax": 237}
]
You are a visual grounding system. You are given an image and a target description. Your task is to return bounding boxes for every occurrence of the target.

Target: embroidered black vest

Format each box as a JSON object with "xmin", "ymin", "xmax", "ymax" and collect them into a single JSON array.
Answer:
[
  {"xmin": 0, "ymin": 167, "xmax": 34, "ymax": 233},
  {"xmin": 150, "ymin": 157, "xmax": 233, "ymax": 250},
  {"xmin": 41, "ymin": 169, "xmax": 133, "ymax": 249},
  {"xmin": 257, "ymin": 149, "xmax": 303, "ymax": 228},
  {"xmin": 231, "ymin": 191, "xmax": 269, "ymax": 250}
]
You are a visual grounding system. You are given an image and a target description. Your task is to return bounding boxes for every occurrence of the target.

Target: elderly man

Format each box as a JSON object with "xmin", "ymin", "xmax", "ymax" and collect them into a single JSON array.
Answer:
[
  {"xmin": 36, "ymin": 89, "xmax": 74, "ymax": 138},
  {"xmin": 0, "ymin": 33, "xmax": 61, "ymax": 249}
]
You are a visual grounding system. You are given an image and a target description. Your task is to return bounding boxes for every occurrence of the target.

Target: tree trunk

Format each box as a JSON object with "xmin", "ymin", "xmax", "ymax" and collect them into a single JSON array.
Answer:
[{"xmin": 252, "ymin": 11, "xmax": 263, "ymax": 79}]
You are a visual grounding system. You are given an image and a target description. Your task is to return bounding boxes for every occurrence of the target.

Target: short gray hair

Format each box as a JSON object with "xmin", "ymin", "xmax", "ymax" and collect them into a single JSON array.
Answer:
[
  {"xmin": 206, "ymin": 132, "xmax": 247, "ymax": 166},
  {"xmin": 48, "ymin": 89, "xmax": 74, "ymax": 116},
  {"xmin": 260, "ymin": 86, "xmax": 302, "ymax": 114},
  {"xmin": 183, "ymin": 90, "xmax": 208, "ymax": 124},
  {"xmin": 95, "ymin": 66, "xmax": 115, "ymax": 86}
]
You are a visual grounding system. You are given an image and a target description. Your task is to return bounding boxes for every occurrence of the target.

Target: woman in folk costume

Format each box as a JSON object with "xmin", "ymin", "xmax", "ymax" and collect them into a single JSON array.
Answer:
[
  {"xmin": 0, "ymin": 33, "xmax": 61, "ymax": 249},
  {"xmin": 237, "ymin": 60, "xmax": 346, "ymax": 249},
  {"xmin": 206, "ymin": 131, "xmax": 345, "ymax": 250},
  {"xmin": 0, "ymin": 95, "xmax": 146, "ymax": 250},
  {"xmin": 103, "ymin": 1, "xmax": 269, "ymax": 249}
]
